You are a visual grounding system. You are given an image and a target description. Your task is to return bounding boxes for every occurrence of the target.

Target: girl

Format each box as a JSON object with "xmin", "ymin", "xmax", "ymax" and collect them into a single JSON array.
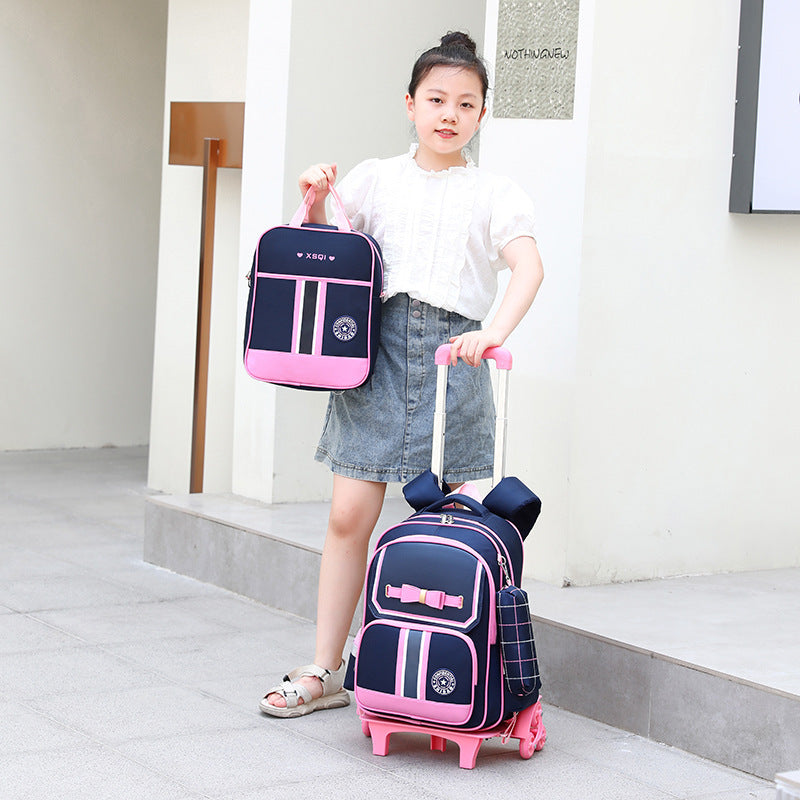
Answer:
[{"xmin": 260, "ymin": 31, "xmax": 543, "ymax": 717}]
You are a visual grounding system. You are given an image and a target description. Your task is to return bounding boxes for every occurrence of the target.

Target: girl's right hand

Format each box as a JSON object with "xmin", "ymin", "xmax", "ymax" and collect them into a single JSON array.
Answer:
[{"xmin": 299, "ymin": 163, "xmax": 338, "ymax": 198}]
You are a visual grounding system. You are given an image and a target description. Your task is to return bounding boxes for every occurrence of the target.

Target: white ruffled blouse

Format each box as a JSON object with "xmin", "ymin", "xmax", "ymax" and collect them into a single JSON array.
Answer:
[{"xmin": 335, "ymin": 146, "xmax": 537, "ymax": 321}]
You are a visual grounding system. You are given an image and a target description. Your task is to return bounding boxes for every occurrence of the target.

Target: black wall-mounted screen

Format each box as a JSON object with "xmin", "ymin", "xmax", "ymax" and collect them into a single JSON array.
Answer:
[{"xmin": 730, "ymin": 0, "xmax": 800, "ymax": 214}]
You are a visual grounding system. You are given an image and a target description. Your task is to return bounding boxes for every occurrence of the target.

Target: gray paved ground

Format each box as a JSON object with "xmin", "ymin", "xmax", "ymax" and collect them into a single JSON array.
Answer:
[{"xmin": 0, "ymin": 447, "xmax": 775, "ymax": 799}]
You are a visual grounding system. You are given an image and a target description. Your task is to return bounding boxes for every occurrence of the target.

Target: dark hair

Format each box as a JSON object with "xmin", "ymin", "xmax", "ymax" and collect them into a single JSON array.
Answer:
[{"xmin": 408, "ymin": 31, "xmax": 489, "ymax": 107}]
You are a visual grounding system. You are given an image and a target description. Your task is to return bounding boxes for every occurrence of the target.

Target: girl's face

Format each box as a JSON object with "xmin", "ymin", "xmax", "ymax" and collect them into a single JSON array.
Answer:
[{"xmin": 406, "ymin": 65, "xmax": 487, "ymax": 170}]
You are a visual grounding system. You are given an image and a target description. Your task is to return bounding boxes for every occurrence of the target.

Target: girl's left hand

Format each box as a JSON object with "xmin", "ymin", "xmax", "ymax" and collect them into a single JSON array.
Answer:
[{"xmin": 448, "ymin": 328, "xmax": 505, "ymax": 367}]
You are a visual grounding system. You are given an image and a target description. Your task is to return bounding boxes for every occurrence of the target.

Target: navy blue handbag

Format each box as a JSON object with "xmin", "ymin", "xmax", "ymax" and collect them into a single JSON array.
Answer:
[{"xmin": 243, "ymin": 185, "xmax": 383, "ymax": 390}]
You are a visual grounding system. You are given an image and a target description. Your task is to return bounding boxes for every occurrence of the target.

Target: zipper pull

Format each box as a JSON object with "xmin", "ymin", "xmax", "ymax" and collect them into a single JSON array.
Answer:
[
  {"xmin": 498, "ymin": 553, "xmax": 513, "ymax": 587},
  {"xmin": 440, "ymin": 513, "xmax": 454, "ymax": 524}
]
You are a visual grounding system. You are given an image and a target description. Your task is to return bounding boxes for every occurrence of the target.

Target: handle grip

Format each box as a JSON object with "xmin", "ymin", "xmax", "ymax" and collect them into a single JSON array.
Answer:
[
  {"xmin": 434, "ymin": 344, "xmax": 513, "ymax": 370},
  {"xmin": 421, "ymin": 494, "xmax": 487, "ymax": 517},
  {"xmin": 289, "ymin": 184, "xmax": 351, "ymax": 232}
]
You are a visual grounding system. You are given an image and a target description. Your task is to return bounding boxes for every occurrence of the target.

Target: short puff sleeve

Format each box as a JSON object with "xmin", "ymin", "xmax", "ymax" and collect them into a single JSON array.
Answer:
[
  {"xmin": 333, "ymin": 158, "xmax": 379, "ymax": 232},
  {"xmin": 488, "ymin": 177, "xmax": 537, "ymax": 269}
]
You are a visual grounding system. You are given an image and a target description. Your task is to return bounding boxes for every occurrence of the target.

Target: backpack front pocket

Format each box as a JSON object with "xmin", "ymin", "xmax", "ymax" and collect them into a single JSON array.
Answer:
[{"xmin": 354, "ymin": 620, "xmax": 477, "ymax": 726}]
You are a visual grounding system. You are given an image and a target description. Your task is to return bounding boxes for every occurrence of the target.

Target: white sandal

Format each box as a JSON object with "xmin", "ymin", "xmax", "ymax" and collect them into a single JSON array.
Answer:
[{"xmin": 259, "ymin": 660, "xmax": 350, "ymax": 718}]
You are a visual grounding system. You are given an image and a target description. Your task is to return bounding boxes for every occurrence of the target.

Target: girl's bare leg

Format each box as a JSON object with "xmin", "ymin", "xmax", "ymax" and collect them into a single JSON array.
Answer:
[{"xmin": 266, "ymin": 475, "xmax": 386, "ymax": 707}]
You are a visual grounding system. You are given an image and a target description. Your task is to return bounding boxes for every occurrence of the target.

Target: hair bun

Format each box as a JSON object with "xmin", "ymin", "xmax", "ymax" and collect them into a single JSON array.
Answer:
[{"xmin": 440, "ymin": 31, "xmax": 477, "ymax": 54}]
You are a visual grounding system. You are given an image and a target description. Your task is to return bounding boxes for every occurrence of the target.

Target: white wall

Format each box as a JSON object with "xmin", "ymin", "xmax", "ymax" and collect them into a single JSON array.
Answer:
[
  {"xmin": 147, "ymin": 0, "xmax": 249, "ymax": 493},
  {"xmin": 482, "ymin": 0, "xmax": 800, "ymax": 584},
  {"xmin": 565, "ymin": 0, "xmax": 800, "ymax": 584},
  {"xmin": 0, "ymin": 0, "xmax": 166, "ymax": 450}
]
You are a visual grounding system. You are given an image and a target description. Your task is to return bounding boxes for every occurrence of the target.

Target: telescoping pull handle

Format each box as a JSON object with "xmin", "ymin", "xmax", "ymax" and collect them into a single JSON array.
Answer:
[
  {"xmin": 289, "ymin": 184, "xmax": 351, "ymax": 232},
  {"xmin": 431, "ymin": 345, "xmax": 513, "ymax": 489}
]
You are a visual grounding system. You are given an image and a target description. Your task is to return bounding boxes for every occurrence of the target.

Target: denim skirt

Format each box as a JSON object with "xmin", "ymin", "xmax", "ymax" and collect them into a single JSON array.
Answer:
[{"xmin": 315, "ymin": 294, "xmax": 495, "ymax": 484}]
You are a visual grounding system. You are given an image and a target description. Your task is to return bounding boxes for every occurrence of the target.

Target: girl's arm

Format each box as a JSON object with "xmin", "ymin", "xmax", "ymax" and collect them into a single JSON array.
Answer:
[
  {"xmin": 298, "ymin": 163, "xmax": 338, "ymax": 225},
  {"xmin": 448, "ymin": 236, "xmax": 543, "ymax": 367}
]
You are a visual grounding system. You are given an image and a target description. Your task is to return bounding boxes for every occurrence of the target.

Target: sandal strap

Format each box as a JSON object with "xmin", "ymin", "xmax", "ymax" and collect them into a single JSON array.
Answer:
[
  {"xmin": 265, "ymin": 675, "xmax": 314, "ymax": 709},
  {"xmin": 292, "ymin": 663, "xmax": 329, "ymax": 683},
  {"xmin": 290, "ymin": 661, "xmax": 345, "ymax": 689},
  {"xmin": 264, "ymin": 660, "xmax": 346, "ymax": 708}
]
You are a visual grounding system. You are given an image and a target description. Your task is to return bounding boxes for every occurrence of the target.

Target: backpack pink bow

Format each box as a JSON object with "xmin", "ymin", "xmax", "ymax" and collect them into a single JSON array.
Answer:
[{"xmin": 385, "ymin": 583, "xmax": 463, "ymax": 610}]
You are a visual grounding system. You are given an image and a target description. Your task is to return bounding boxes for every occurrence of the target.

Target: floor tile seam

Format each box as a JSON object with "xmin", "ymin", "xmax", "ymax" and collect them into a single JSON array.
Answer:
[
  {"xmin": 95, "ymin": 623, "xmax": 312, "ymax": 654},
  {"xmin": 12, "ymin": 697, "xmax": 260, "ymax": 792},
  {"xmin": 19, "ymin": 609, "xmax": 130, "ymax": 648},
  {"xmin": 0, "ymin": 639, "xmax": 95, "ymax": 657},
  {"xmin": 27, "ymin": 596, "xmax": 249, "ymax": 633},
  {"xmin": 552, "ymin": 724, "xmax": 774, "ymax": 793},
  {"xmin": 0, "ymin": 591, "xmax": 244, "ymax": 619},
  {"xmin": 0, "ymin": 739, "xmax": 109, "ymax": 762},
  {"xmin": 257, "ymin": 720, "xmax": 416, "ymax": 775},
  {"xmin": 90, "ymin": 641, "xmax": 218, "ymax": 687},
  {"xmin": 89, "ymin": 739, "xmax": 218, "ymax": 798},
  {"xmin": 467, "ymin": 731, "xmax": 688, "ymax": 797},
  {"xmin": 0, "ymin": 543, "xmax": 142, "ymax": 564},
  {"xmin": 108, "ymin": 713, "xmax": 387, "ymax": 777},
  {"xmin": 687, "ymin": 791, "xmax": 775, "ymax": 800},
  {"xmin": 89, "ymin": 638, "xmax": 306, "ymax": 692},
  {"xmin": 21, "ymin": 675, "xmax": 252, "ymax": 710},
  {"xmin": 14, "ymin": 678, "xmax": 189, "ymax": 707},
  {"xmin": 157, "ymin": 585, "xmax": 323, "ymax": 628},
  {"xmin": 85, "ymin": 583, "xmax": 226, "ymax": 605},
  {"xmin": 0, "ymin": 496, "xmax": 135, "ymax": 518},
  {"xmin": 93, "ymin": 717, "xmax": 266, "ymax": 749},
  {"xmin": 8, "ymin": 500, "xmax": 146, "ymax": 525},
  {"xmin": 12, "ymin": 639, "xmax": 201, "ymax": 699},
  {"xmin": 263, "ymin": 768, "xmax": 444, "ymax": 797},
  {"xmin": 1, "ymin": 700, "xmax": 102, "ymax": 752},
  {"xmin": 96, "ymin": 562, "xmax": 237, "ymax": 594},
  {"xmin": 0, "ymin": 444, "xmax": 147, "ymax": 457},
  {"xmin": 162, "ymin": 584, "xmax": 319, "ymax": 612},
  {"xmin": 0, "ymin": 555, "xmax": 101, "ymax": 580},
  {"xmin": 5, "ymin": 699, "xmax": 214, "ymax": 797},
  {"xmin": 552, "ymin": 739, "xmax": 770, "ymax": 798},
  {"xmin": 537, "ymin": 616, "xmax": 800, "ymax": 701}
]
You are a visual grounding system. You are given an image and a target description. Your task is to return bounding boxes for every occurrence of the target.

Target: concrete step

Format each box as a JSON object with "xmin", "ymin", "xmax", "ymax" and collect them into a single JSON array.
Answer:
[{"xmin": 144, "ymin": 492, "xmax": 800, "ymax": 781}]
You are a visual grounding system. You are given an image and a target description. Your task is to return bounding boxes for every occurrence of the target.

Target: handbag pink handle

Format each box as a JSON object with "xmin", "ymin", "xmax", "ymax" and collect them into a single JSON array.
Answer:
[
  {"xmin": 289, "ymin": 184, "xmax": 351, "ymax": 232},
  {"xmin": 434, "ymin": 344, "xmax": 513, "ymax": 370}
]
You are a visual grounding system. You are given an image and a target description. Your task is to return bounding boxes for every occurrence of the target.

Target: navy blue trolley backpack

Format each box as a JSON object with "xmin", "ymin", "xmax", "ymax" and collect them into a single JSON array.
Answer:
[
  {"xmin": 243, "ymin": 185, "xmax": 383, "ymax": 390},
  {"xmin": 347, "ymin": 346, "xmax": 545, "ymax": 753}
]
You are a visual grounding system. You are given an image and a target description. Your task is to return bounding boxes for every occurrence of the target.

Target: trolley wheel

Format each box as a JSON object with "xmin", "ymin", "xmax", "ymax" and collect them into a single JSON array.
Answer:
[{"xmin": 520, "ymin": 737, "xmax": 535, "ymax": 759}]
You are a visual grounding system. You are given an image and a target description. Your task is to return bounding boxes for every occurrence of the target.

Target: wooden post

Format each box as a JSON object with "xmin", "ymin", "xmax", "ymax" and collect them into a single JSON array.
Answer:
[
  {"xmin": 190, "ymin": 138, "xmax": 220, "ymax": 493},
  {"xmin": 168, "ymin": 102, "xmax": 244, "ymax": 493}
]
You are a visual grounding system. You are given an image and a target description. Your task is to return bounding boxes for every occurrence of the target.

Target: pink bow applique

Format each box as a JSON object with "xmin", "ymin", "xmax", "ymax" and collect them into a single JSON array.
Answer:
[{"xmin": 385, "ymin": 583, "xmax": 463, "ymax": 610}]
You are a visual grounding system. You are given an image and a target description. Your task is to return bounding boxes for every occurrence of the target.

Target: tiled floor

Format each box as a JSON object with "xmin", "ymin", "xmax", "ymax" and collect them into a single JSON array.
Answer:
[{"xmin": 0, "ymin": 447, "xmax": 776, "ymax": 799}]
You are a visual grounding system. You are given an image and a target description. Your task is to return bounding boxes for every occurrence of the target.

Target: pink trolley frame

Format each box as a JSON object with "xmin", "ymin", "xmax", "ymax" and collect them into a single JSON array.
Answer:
[{"xmin": 358, "ymin": 700, "xmax": 546, "ymax": 769}]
